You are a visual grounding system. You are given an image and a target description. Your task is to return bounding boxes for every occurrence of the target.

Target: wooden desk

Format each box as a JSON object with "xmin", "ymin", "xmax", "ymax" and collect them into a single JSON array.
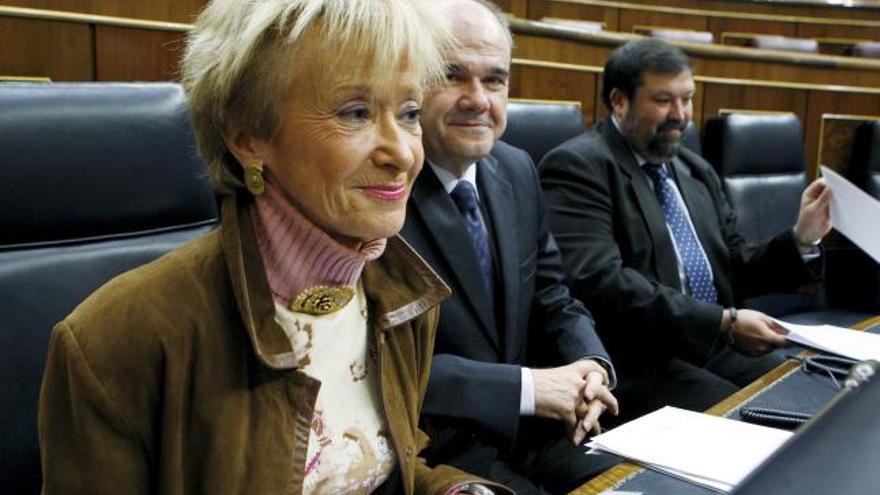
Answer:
[{"xmin": 572, "ymin": 314, "xmax": 880, "ymax": 495}]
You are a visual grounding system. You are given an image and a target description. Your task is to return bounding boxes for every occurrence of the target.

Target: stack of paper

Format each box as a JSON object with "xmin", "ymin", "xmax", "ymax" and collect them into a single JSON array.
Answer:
[
  {"xmin": 777, "ymin": 319, "xmax": 880, "ymax": 362},
  {"xmin": 587, "ymin": 406, "xmax": 792, "ymax": 492}
]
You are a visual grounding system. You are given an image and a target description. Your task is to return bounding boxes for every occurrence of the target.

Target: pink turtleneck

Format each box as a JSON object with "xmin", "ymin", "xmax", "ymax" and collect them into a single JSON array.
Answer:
[{"xmin": 251, "ymin": 175, "xmax": 386, "ymax": 308}]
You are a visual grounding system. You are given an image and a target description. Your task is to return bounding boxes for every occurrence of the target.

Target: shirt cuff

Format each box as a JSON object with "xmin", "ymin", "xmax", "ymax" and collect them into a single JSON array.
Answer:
[{"xmin": 520, "ymin": 366, "xmax": 535, "ymax": 416}]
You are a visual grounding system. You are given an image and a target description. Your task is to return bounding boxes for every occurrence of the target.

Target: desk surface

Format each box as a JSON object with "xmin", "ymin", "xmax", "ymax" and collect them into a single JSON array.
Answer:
[{"xmin": 572, "ymin": 314, "xmax": 880, "ymax": 495}]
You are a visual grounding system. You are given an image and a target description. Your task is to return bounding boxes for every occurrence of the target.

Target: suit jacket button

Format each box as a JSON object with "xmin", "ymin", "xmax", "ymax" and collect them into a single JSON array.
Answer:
[{"xmin": 405, "ymin": 446, "xmax": 413, "ymax": 457}]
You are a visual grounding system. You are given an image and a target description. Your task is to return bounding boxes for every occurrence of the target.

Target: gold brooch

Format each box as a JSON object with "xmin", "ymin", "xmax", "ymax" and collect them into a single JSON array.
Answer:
[{"xmin": 290, "ymin": 285, "xmax": 355, "ymax": 315}]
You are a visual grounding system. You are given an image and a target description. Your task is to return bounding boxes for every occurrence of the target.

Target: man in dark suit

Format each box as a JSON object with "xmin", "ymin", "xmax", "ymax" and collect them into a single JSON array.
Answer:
[
  {"xmin": 401, "ymin": 1, "xmax": 619, "ymax": 493},
  {"xmin": 539, "ymin": 39, "xmax": 832, "ymax": 424}
]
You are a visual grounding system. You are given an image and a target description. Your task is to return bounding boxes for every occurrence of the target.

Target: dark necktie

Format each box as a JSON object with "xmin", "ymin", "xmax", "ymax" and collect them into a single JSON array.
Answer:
[
  {"xmin": 643, "ymin": 163, "xmax": 718, "ymax": 303},
  {"xmin": 450, "ymin": 181, "xmax": 494, "ymax": 297}
]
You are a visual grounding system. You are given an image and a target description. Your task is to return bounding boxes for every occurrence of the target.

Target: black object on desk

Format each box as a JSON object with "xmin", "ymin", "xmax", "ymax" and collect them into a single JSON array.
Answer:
[{"xmin": 732, "ymin": 360, "xmax": 880, "ymax": 494}]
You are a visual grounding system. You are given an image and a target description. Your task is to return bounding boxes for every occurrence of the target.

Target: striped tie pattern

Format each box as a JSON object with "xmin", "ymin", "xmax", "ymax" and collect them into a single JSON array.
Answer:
[{"xmin": 450, "ymin": 181, "xmax": 494, "ymax": 297}]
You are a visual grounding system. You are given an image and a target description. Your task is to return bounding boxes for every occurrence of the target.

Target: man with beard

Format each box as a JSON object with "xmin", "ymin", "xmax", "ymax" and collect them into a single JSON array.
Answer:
[
  {"xmin": 538, "ymin": 39, "xmax": 832, "ymax": 424},
  {"xmin": 401, "ymin": 1, "xmax": 620, "ymax": 492}
]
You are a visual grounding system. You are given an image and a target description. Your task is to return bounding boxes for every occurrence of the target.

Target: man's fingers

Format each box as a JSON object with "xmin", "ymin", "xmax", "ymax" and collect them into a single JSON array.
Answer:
[
  {"xmin": 581, "ymin": 402, "xmax": 605, "ymax": 438},
  {"xmin": 595, "ymin": 387, "xmax": 619, "ymax": 416},
  {"xmin": 582, "ymin": 370, "xmax": 604, "ymax": 401}
]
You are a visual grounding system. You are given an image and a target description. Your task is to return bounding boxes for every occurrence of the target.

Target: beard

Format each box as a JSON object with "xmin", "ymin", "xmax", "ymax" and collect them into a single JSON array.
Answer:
[{"xmin": 621, "ymin": 111, "xmax": 687, "ymax": 162}]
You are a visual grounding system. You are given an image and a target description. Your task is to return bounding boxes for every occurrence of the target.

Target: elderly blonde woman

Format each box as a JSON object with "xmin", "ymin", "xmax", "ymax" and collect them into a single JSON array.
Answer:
[{"xmin": 38, "ymin": 1, "xmax": 507, "ymax": 493}]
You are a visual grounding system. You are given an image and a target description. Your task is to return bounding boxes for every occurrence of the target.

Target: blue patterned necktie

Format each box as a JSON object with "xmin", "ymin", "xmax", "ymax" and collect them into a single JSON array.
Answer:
[
  {"xmin": 643, "ymin": 163, "xmax": 718, "ymax": 303},
  {"xmin": 450, "ymin": 181, "xmax": 494, "ymax": 297}
]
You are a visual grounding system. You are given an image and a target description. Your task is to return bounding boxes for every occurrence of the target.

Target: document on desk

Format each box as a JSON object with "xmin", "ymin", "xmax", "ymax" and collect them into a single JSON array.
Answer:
[
  {"xmin": 821, "ymin": 165, "xmax": 880, "ymax": 264},
  {"xmin": 586, "ymin": 406, "xmax": 792, "ymax": 492},
  {"xmin": 777, "ymin": 319, "xmax": 880, "ymax": 361}
]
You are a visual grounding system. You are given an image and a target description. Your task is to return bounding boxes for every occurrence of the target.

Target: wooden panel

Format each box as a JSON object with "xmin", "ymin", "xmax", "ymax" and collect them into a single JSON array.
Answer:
[
  {"xmin": 95, "ymin": 25, "xmax": 184, "ymax": 81},
  {"xmin": 576, "ymin": 0, "xmax": 880, "ymax": 23},
  {"xmin": 496, "ymin": 0, "xmax": 528, "ymax": 18},
  {"xmin": 796, "ymin": 22, "xmax": 880, "ymax": 41},
  {"xmin": 0, "ymin": 15, "xmax": 93, "ymax": 80},
  {"xmin": 512, "ymin": 25, "xmax": 880, "ymax": 87},
  {"xmin": 701, "ymin": 83, "xmax": 808, "ymax": 126},
  {"xmin": 2, "ymin": 0, "xmax": 206, "ymax": 24},
  {"xmin": 618, "ymin": 9, "xmax": 709, "ymax": 33},
  {"xmin": 805, "ymin": 92, "xmax": 880, "ymax": 177},
  {"xmin": 510, "ymin": 61, "xmax": 600, "ymax": 124},
  {"xmin": 527, "ymin": 0, "xmax": 618, "ymax": 31},
  {"xmin": 709, "ymin": 17, "xmax": 796, "ymax": 38},
  {"xmin": 514, "ymin": 33, "xmax": 615, "ymax": 67}
]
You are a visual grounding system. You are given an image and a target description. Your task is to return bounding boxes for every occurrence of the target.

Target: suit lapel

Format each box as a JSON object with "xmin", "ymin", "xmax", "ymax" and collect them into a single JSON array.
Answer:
[
  {"xmin": 409, "ymin": 166, "xmax": 501, "ymax": 350},
  {"xmin": 601, "ymin": 118, "xmax": 682, "ymax": 289},
  {"xmin": 477, "ymin": 154, "xmax": 520, "ymax": 361}
]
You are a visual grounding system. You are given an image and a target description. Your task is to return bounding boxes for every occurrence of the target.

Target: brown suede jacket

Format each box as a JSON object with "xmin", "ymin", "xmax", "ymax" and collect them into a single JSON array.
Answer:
[{"xmin": 39, "ymin": 194, "xmax": 507, "ymax": 495}]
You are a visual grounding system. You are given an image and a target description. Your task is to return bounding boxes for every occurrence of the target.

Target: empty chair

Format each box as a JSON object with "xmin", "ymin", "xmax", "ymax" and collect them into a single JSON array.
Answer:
[
  {"xmin": 540, "ymin": 17, "xmax": 604, "ymax": 33},
  {"xmin": 749, "ymin": 35, "xmax": 819, "ymax": 54},
  {"xmin": 645, "ymin": 28, "xmax": 713, "ymax": 44},
  {"xmin": 703, "ymin": 113, "xmax": 806, "ymax": 245},
  {"xmin": 703, "ymin": 112, "xmax": 817, "ymax": 316},
  {"xmin": 0, "ymin": 83, "xmax": 218, "ymax": 494},
  {"xmin": 848, "ymin": 41, "xmax": 880, "ymax": 59},
  {"xmin": 501, "ymin": 100, "xmax": 586, "ymax": 164}
]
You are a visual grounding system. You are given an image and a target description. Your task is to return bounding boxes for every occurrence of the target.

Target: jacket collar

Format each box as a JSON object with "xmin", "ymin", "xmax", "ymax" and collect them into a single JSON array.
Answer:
[{"xmin": 220, "ymin": 193, "xmax": 451, "ymax": 370}]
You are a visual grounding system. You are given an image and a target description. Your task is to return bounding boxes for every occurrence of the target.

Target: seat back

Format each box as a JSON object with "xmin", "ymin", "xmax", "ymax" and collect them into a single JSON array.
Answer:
[
  {"xmin": 749, "ymin": 35, "xmax": 819, "ymax": 54},
  {"xmin": 849, "ymin": 41, "xmax": 880, "ymax": 59},
  {"xmin": 647, "ymin": 29, "xmax": 713, "ymax": 44},
  {"xmin": 703, "ymin": 113, "xmax": 806, "ymax": 245},
  {"xmin": 502, "ymin": 100, "xmax": 586, "ymax": 164},
  {"xmin": 702, "ymin": 112, "xmax": 813, "ymax": 315},
  {"xmin": 0, "ymin": 83, "xmax": 218, "ymax": 494}
]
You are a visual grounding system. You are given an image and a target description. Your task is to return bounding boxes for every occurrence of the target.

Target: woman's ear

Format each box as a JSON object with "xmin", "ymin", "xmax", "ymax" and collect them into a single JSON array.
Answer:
[{"xmin": 224, "ymin": 128, "xmax": 267, "ymax": 169}]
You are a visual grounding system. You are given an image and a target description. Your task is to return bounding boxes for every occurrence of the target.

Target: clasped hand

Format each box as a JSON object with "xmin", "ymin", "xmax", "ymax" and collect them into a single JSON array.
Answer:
[{"xmin": 531, "ymin": 360, "xmax": 619, "ymax": 444}]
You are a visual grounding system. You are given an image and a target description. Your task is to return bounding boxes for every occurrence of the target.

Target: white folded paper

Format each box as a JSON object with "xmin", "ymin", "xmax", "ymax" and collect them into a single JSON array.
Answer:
[
  {"xmin": 777, "ymin": 319, "xmax": 880, "ymax": 362},
  {"xmin": 587, "ymin": 406, "xmax": 791, "ymax": 492},
  {"xmin": 821, "ymin": 166, "xmax": 880, "ymax": 264}
]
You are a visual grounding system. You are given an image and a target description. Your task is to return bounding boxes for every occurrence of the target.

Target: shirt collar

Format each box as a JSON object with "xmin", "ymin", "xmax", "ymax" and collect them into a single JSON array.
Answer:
[{"xmin": 428, "ymin": 161, "xmax": 480, "ymax": 201}]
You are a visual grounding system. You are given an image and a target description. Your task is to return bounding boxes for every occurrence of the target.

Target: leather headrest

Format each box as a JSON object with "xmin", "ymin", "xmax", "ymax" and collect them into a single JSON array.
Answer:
[
  {"xmin": 502, "ymin": 101, "xmax": 585, "ymax": 164},
  {"xmin": 0, "ymin": 83, "xmax": 217, "ymax": 248},
  {"xmin": 703, "ymin": 113, "xmax": 804, "ymax": 176}
]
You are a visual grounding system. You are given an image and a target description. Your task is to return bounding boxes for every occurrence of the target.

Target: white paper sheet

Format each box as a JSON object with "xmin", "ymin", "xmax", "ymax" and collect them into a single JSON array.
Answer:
[
  {"xmin": 777, "ymin": 319, "xmax": 880, "ymax": 362},
  {"xmin": 821, "ymin": 166, "xmax": 880, "ymax": 264},
  {"xmin": 586, "ymin": 406, "xmax": 791, "ymax": 492}
]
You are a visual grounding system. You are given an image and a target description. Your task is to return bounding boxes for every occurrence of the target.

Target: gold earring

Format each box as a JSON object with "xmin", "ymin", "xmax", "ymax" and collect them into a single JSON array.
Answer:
[{"xmin": 244, "ymin": 163, "xmax": 265, "ymax": 196}]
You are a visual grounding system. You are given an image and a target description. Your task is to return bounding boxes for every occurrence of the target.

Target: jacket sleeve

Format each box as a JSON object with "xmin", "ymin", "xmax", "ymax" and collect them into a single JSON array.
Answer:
[
  {"xmin": 539, "ymin": 144, "xmax": 725, "ymax": 365},
  {"xmin": 39, "ymin": 322, "xmax": 150, "ymax": 495},
  {"xmin": 412, "ymin": 308, "xmax": 514, "ymax": 495},
  {"xmin": 527, "ymin": 157, "xmax": 612, "ymax": 370}
]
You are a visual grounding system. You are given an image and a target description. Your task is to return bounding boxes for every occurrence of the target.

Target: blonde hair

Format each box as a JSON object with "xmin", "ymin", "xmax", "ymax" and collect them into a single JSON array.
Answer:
[{"xmin": 182, "ymin": 0, "xmax": 453, "ymax": 193}]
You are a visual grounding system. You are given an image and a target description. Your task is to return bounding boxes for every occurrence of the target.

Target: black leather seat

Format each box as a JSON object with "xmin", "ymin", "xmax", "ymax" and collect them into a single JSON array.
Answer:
[
  {"xmin": 501, "ymin": 100, "xmax": 585, "ymax": 164},
  {"xmin": 682, "ymin": 121, "xmax": 702, "ymax": 156},
  {"xmin": 0, "ymin": 83, "xmax": 218, "ymax": 494},
  {"xmin": 702, "ymin": 112, "xmax": 819, "ymax": 316}
]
